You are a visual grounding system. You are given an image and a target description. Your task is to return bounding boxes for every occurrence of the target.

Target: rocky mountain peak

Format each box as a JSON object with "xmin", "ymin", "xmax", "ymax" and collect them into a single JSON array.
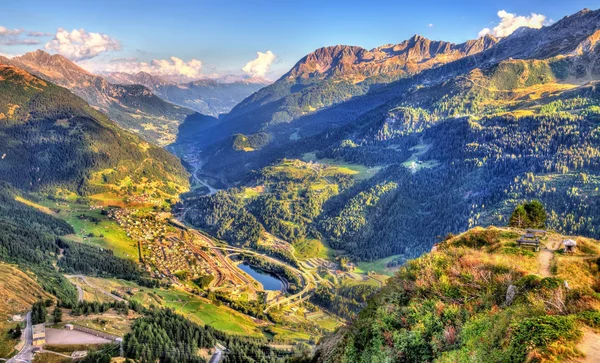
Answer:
[
  {"xmin": 286, "ymin": 34, "xmax": 497, "ymax": 81},
  {"xmin": 14, "ymin": 50, "xmax": 92, "ymax": 76}
]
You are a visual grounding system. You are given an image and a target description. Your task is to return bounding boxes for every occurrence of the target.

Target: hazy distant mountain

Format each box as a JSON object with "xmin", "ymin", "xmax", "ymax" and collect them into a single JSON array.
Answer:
[
  {"xmin": 103, "ymin": 71, "xmax": 269, "ymax": 116},
  {"xmin": 2, "ymin": 50, "xmax": 199, "ymax": 146}
]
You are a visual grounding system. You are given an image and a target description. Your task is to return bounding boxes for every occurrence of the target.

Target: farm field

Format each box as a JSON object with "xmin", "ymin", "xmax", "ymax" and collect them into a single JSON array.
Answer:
[
  {"xmin": 302, "ymin": 152, "xmax": 382, "ymax": 180},
  {"xmin": 15, "ymin": 195, "xmax": 139, "ymax": 260},
  {"xmin": 354, "ymin": 254, "xmax": 405, "ymax": 276}
]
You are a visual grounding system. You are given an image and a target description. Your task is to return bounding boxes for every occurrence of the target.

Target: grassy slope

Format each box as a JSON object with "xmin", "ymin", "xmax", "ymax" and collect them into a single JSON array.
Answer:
[
  {"xmin": 317, "ymin": 226, "xmax": 600, "ymax": 363},
  {"xmin": 84, "ymin": 277, "xmax": 264, "ymax": 338},
  {"xmin": 0, "ymin": 262, "xmax": 53, "ymax": 358}
]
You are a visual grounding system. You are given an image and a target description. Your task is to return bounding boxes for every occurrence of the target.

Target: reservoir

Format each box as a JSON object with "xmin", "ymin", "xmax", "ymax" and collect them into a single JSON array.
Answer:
[{"xmin": 238, "ymin": 263, "xmax": 283, "ymax": 291}]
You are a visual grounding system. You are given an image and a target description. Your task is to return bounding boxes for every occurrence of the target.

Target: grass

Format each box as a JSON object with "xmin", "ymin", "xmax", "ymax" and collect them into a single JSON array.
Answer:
[
  {"xmin": 0, "ymin": 321, "xmax": 19, "ymax": 359},
  {"xmin": 355, "ymin": 254, "xmax": 405, "ymax": 276},
  {"xmin": 14, "ymin": 196, "xmax": 58, "ymax": 216},
  {"xmin": 313, "ymin": 315, "xmax": 343, "ymax": 331},
  {"xmin": 301, "ymin": 152, "xmax": 382, "ymax": 180},
  {"xmin": 54, "ymin": 314, "xmax": 133, "ymax": 337},
  {"xmin": 32, "ymin": 353, "xmax": 70, "ymax": 363},
  {"xmin": 400, "ymin": 143, "xmax": 440, "ymax": 173},
  {"xmin": 24, "ymin": 195, "xmax": 139, "ymax": 260},
  {"xmin": 292, "ymin": 238, "xmax": 333, "ymax": 260},
  {"xmin": 0, "ymin": 262, "xmax": 53, "ymax": 320},
  {"xmin": 44, "ymin": 343, "xmax": 109, "ymax": 354},
  {"xmin": 84, "ymin": 277, "xmax": 264, "ymax": 338},
  {"xmin": 269, "ymin": 326, "xmax": 312, "ymax": 342},
  {"xmin": 138, "ymin": 288, "xmax": 264, "ymax": 337}
]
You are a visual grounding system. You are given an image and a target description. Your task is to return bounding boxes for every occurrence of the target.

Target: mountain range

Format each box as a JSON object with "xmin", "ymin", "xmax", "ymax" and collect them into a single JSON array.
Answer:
[
  {"xmin": 1, "ymin": 6, "xmax": 600, "ymax": 363},
  {"xmin": 0, "ymin": 50, "xmax": 203, "ymax": 146},
  {"xmin": 180, "ymin": 7, "xmax": 600, "ymax": 261},
  {"xmin": 103, "ymin": 71, "xmax": 269, "ymax": 117},
  {"xmin": 0, "ymin": 63, "xmax": 189, "ymax": 194}
]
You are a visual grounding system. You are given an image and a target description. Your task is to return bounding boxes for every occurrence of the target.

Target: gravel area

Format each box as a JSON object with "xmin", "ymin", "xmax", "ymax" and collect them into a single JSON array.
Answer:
[{"xmin": 45, "ymin": 328, "xmax": 112, "ymax": 345}]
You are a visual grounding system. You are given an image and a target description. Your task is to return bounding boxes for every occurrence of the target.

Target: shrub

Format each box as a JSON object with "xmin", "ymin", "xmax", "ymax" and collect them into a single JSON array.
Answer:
[
  {"xmin": 509, "ymin": 315, "xmax": 580, "ymax": 361},
  {"xmin": 516, "ymin": 275, "xmax": 542, "ymax": 290},
  {"xmin": 578, "ymin": 311, "xmax": 600, "ymax": 328}
]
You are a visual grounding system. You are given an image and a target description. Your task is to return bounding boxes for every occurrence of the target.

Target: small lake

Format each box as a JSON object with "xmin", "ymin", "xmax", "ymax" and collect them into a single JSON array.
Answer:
[{"xmin": 238, "ymin": 263, "xmax": 283, "ymax": 291}]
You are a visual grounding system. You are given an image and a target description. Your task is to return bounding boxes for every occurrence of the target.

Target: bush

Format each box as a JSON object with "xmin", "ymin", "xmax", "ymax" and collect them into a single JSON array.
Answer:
[
  {"xmin": 578, "ymin": 311, "xmax": 600, "ymax": 328},
  {"xmin": 509, "ymin": 315, "xmax": 580, "ymax": 361}
]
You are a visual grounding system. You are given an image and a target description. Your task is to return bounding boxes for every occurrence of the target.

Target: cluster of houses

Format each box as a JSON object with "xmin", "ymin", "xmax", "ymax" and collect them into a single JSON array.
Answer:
[
  {"xmin": 144, "ymin": 236, "xmax": 213, "ymax": 280},
  {"xmin": 110, "ymin": 208, "xmax": 168, "ymax": 243},
  {"xmin": 110, "ymin": 208, "xmax": 215, "ymax": 281}
]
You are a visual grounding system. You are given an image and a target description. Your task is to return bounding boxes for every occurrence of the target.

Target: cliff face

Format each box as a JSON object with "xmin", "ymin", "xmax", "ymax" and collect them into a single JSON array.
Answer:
[{"xmin": 285, "ymin": 34, "xmax": 499, "ymax": 81}]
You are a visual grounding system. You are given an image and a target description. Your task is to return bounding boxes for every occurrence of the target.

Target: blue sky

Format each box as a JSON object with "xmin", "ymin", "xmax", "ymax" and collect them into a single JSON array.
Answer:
[{"xmin": 1, "ymin": 0, "xmax": 598, "ymax": 80}]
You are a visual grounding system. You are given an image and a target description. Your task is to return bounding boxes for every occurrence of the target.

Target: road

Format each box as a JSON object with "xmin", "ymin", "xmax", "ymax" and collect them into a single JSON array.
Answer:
[
  {"xmin": 74, "ymin": 283, "xmax": 84, "ymax": 302},
  {"xmin": 207, "ymin": 245, "xmax": 317, "ymax": 312},
  {"xmin": 190, "ymin": 161, "xmax": 218, "ymax": 196},
  {"xmin": 66, "ymin": 275, "xmax": 125, "ymax": 302},
  {"xmin": 8, "ymin": 312, "xmax": 32, "ymax": 363},
  {"xmin": 209, "ymin": 346, "xmax": 223, "ymax": 363},
  {"xmin": 188, "ymin": 230, "xmax": 257, "ymax": 289}
]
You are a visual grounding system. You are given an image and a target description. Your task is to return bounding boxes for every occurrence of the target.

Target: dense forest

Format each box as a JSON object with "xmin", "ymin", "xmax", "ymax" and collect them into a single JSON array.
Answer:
[
  {"xmin": 186, "ymin": 82, "xmax": 600, "ymax": 262},
  {"xmin": 123, "ymin": 308, "xmax": 299, "ymax": 362}
]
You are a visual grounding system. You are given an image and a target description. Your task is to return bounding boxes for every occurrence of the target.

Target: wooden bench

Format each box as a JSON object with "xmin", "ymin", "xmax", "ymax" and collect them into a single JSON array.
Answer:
[{"xmin": 517, "ymin": 237, "xmax": 540, "ymax": 252}]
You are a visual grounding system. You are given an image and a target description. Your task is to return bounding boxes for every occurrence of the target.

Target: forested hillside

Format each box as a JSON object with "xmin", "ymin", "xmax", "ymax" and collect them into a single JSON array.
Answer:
[
  {"xmin": 180, "ymin": 8, "xmax": 600, "ymax": 262},
  {"xmin": 0, "ymin": 64, "xmax": 189, "ymax": 195}
]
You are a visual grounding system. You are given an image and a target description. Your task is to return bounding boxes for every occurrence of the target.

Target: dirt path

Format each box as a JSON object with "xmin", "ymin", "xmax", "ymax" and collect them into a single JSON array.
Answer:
[
  {"xmin": 574, "ymin": 327, "xmax": 600, "ymax": 362},
  {"xmin": 538, "ymin": 249, "xmax": 553, "ymax": 277},
  {"xmin": 538, "ymin": 237, "xmax": 561, "ymax": 277}
]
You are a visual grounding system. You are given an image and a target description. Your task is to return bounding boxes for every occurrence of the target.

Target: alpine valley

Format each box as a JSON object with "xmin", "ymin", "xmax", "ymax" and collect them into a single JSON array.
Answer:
[{"xmin": 0, "ymin": 5, "xmax": 599, "ymax": 363}]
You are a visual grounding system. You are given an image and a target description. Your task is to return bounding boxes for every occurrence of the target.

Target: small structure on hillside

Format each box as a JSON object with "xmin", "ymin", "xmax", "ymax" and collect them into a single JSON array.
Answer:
[
  {"xmin": 563, "ymin": 239, "xmax": 577, "ymax": 253},
  {"xmin": 517, "ymin": 233, "xmax": 540, "ymax": 251},
  {"xmin": 32, "ymin": 323, "xmax": 46, "ymax": 346}
]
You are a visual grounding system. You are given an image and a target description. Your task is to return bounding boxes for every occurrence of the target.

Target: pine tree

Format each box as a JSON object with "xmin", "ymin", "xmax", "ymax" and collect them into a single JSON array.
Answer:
[
  {"xmin": 524, "ymin": 200, "xmax": 547, "ymax": 228},
  {"xmin": 53, "ymin": 307, "xmax": 62, "ymax": 323},
  {"xmin": 509, "ymin": 205, "xmax": 529, "ymax": 228}
]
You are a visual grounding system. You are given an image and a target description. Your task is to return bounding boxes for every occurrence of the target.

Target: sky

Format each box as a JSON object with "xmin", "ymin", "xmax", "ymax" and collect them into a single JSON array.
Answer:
[{"xmin": 1, "ymin": 0, "xmax": 598, "ymax": 81}]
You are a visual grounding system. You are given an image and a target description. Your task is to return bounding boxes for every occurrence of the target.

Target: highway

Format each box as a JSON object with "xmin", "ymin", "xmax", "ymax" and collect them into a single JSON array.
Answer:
[{"xmin": 206, "ymin": 245, "xmax": 317, "ymax": 312}]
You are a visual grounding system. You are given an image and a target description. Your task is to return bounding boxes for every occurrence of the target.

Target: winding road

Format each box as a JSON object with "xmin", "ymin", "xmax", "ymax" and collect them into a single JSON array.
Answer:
[
  {"xmin": 66, "ymin": 275, "xmax": 125, "ymax": 302},
  {"xmin": 206, "ymin": 245, "xmax": 317, "ymax": 312},
  {"xmin": 8, "ymin": 312, "xmax": 32, "ymax": 363}
]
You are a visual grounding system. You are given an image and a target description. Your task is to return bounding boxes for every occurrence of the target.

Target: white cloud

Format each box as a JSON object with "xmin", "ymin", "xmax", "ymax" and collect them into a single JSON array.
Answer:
[
  {"xmin": 0, "ymin": 26, "xmax": 23, "ymax": 36},
  {"xmin": 242, "ymin": 50, "xmax": 276, "ymax": 78},
  {"xmin": 428, "ymin": 23, "xmax": 434, "ymax": 27},
  {"xmin": 27, "ymin": 31, "xmax": 52, "ymax": 37},
  {"xmin": 2, "ymin": 38, "xmax": 40, "ymax": 45},
  {"xmin": 44, "ymin": 28, "xmax": 121, "ymax": 60},
  {"xmin": 88, "ymin": 56, "xmax": 203, "ymax": 80},
  {"xmin": 0, "ymin": 26, "xmax": 42, "ymax": 45},
  {"xmin": 479, "ymin": 10, "xmax": 547, "ymax": 38}
]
